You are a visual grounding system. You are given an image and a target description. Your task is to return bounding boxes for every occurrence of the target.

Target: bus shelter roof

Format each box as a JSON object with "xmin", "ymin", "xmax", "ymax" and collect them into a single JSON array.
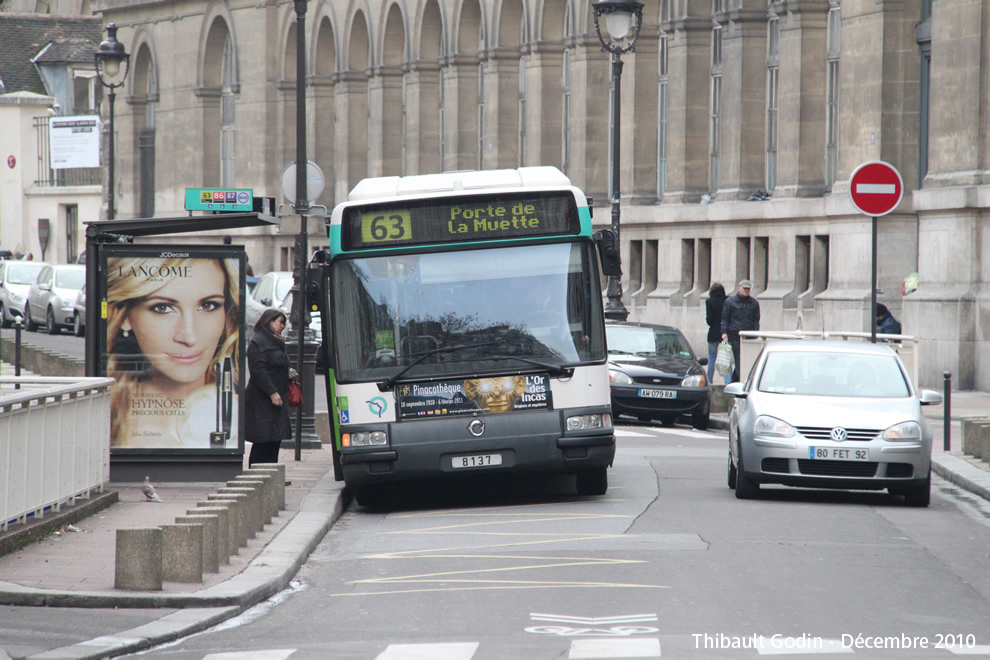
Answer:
[{"xmin": 84, "ymin": 212, "xmax": 279, "ymax": 239}]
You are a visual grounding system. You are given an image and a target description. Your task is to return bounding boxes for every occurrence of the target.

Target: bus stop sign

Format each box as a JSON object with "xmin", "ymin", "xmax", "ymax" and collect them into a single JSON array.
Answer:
[{"xmin": 849, "ymin": 161, "xmax": 903, "ymax": 217}]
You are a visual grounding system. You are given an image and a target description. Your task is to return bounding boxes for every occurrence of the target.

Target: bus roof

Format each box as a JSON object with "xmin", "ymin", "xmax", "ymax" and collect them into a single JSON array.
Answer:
[{"xmin": 347, "ymin": 166, "xmax": 572, "ymax": 202}]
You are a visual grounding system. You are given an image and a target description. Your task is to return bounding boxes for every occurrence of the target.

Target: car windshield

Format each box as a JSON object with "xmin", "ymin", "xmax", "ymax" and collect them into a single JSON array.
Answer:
[
  {"xmin": 7, "ymin": 264, "xmax": 44, "ymax": 284},
  {"xmin": 757, "ymin": 350, "xmax": 910, "ymax": 398},
  {"xmin": 56, "ymin": 269, "xmax": 85, "ymax": 290},
  {"xmin": 330, "ymin": 242, "xmax": 606, "ymax": 382},
  {"xmin": 606, "ymin": 326, "xmax": 694, "ymax": 358}
]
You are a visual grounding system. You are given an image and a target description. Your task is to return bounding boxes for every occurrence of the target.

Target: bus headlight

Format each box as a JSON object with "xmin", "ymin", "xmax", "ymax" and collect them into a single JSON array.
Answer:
[
  {"xmin": 566, "ymin": 413, "xmax": 612, "ymax": 431},
  {"xmin": 342, "ymin": 431, "xmax": 388, "ymax": 447}
]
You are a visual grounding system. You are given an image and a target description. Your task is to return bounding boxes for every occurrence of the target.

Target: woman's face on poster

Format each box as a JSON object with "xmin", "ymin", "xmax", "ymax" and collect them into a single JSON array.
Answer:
[{"xmin": 126, "ymin": 261, "xmax": 228, "ymax": 385}]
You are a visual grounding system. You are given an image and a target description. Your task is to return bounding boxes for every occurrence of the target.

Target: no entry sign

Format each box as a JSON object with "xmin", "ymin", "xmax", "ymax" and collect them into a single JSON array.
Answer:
[{"xmin": 848, "ymin": 161, "xmax": 903, "ymax": 217}]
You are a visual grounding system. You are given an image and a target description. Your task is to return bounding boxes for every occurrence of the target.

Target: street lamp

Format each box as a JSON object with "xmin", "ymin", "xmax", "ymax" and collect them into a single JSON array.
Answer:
[
  {"xmin": 592, "ymin": 0, "xmax": 643, "ymax": 321},
  {"xmin": 94, "ymin": 23, "xmax": 130, "ymax": 221}
]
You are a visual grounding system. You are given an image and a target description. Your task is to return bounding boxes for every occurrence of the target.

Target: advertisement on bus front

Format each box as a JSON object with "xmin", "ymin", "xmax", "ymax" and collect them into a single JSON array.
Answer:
[{"xmin": 100, "ymin": 245, "xmax": 245, "ymax": 452}]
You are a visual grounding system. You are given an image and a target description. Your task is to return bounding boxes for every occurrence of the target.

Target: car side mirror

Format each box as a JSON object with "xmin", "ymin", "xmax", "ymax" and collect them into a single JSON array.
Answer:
[
  {"xmin": 40, "ymin": 282, "xmax": 51, "ymax": 291},
  {"xmin": 723, "ymin": 382, "xmax": 747, "ymax": 398},
  {"xmin": 593, "ymin": 229, "xmax": 621, "ymax": 277},
  {"xmin": 698, "ymin": 357, "xmax": 708, "ymax": 366},
  {"xmin": 918, "ymin": 390, "xmax": 943, "ymax": 406}
]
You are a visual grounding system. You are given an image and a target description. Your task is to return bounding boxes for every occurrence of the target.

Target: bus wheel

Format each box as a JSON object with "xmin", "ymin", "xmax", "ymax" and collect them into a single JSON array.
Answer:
[
  {"xmin": 576, "ymin": 467, "xmax": 608, "ymax": 496},
  {"xmin": 354, "ymin": 485, "xmax": 389, "ymax": 510}
]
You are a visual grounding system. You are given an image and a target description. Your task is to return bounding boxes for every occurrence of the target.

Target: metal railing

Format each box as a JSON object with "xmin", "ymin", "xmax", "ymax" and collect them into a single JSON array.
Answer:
[
  {"xmin": 739, "ymin": 331, "xmax": 920, "ymax": 388},
  {"xmin": 0, "ymin": 377, "xmax": 113, "ymax": 532},
  {"xmin": 33, "ymin": 116, "xmax": 102, "ymax": 187}
]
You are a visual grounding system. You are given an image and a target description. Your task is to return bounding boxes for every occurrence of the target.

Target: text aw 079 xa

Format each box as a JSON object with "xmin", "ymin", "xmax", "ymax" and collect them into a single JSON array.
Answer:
[{"xmin": 311, "ymin": 167, "xmax": 620, "ymax": 506}]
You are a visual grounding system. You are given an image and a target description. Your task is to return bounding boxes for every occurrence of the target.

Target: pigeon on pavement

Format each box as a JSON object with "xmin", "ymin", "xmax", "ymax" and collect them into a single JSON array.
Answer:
[{"xmin": 141, "ymin": 476, "xmax": 163, "ymax": 502}]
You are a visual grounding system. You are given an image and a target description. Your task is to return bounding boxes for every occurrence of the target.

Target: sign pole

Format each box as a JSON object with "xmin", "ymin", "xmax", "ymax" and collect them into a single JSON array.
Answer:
[
  {"xmin": 848, "ymin": 161, "xmax": 903, "ymax": 343},
  {"xmin": 871, "ymin": 215, "xmax": 877, "ymax": 344}
]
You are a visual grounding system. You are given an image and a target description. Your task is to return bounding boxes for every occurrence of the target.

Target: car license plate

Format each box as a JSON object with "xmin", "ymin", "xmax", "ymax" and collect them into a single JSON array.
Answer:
[
  {"xmin": 809, "ymin": 447, "xmax": 869, "ymax": 461},
  {"xmin": 451, "ymin": 453, "xmax": 503, "ymax": 469},
  {"xmin": 638, "ymin": 388, "xmax": 676, "ymax": 399}
]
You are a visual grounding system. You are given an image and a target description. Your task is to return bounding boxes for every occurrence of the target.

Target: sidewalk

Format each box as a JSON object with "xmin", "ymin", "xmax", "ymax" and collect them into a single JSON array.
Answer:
[{"xmin": 0, "ymin": 379, "xmax": 988, "ymax": 660}]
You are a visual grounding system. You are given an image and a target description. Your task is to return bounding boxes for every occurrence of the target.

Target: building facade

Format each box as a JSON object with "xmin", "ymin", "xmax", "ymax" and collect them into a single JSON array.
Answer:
[{"xmin": 25, "ymin": 0, "xmax": 987, "ymax": 389}]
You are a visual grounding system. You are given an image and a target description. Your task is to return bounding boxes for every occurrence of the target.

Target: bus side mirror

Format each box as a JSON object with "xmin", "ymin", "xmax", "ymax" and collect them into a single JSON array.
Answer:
[
  {"xmin": 305, "ymin": 266, "xmax": 324, "ymax": 312},
  {"xmin": 594, "ymin": 229, "xmax": 621, "ymax": 277}
]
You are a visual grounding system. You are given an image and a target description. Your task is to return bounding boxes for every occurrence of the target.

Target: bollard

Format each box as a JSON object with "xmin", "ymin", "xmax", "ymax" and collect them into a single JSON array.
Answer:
[
  {"xmin": 176, "ymin": 514, "xmax": 220, "ymax": 574},
  {"xmin": 205, "ymin": 494, "xmax": 248, "ymax": 549},
  {"xmin": 161, "ymin": 523, "xmax": 203, "ymax": 583},
  {"xmin": 943, "ymin": 371, "xmax": 951, "ymax": 452},
  {"xmin": 190, "ymin": 506, "xmax": 230, "ymax": 565},
  {"xmin": 114, "ymin": 528, "xmax": 163, "ymax": 591}
]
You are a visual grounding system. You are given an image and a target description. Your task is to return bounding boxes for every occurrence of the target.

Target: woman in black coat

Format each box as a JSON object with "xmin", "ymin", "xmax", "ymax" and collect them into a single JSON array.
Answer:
[
  {"xmin": 245, "ymin": 308, "xmax": 292, "ymax": 467},
  {"xmin": 705, "ymin": 282, "xmax": 727, "ymax": 384}
]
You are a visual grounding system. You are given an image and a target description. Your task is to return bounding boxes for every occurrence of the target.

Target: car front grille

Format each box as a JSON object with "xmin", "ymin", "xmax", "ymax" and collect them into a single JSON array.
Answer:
[
  {"xmin": 797, "ymin": 460, "xmax": 878, "ymax": 477},
  {"xmin": 761, "ymin": 458, "xmax": 790, "ymax": 474},
  {"xmin": 885, "ymin": 463, "xmax": 914, "ymax": 478},
  {"xmin": 796, "ymin": 426, "xmax": 881, "ymax": 442},
  {"xmin": 632, "ymin": 376, "xmax": 681, "ymax": 386}
]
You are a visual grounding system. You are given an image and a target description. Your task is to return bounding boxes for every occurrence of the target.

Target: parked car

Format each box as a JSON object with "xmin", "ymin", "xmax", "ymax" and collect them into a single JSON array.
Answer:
[
  {"xmin": 25, "ymin": 264, "xmax": 86, "ymax": 334},
  {"xmin": 0, "ymin": 260, "xmax": 48, "ymax": 328},
  {"xmin": 73, "ymin": 288, "xmax": 86, "ymax": 337},
  {"xmin": 605, "ymin": 321, "xmax": 711, "ymax": 430},
  {"xmin": 724, "ymin": 339, "xmax": 943, "ymax": 506}
]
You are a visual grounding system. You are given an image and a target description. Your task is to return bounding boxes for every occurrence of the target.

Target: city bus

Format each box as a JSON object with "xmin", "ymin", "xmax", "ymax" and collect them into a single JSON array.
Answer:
[{"xmin": 311, "ymin": 167, "xmax": 618, "ymax": 506}]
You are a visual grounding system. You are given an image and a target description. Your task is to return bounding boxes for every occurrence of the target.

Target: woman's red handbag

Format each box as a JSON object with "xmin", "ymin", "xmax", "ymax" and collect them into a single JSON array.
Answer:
[{"xmin": 287, "ymin": 380, "xmax": 304, "ymax": 407}]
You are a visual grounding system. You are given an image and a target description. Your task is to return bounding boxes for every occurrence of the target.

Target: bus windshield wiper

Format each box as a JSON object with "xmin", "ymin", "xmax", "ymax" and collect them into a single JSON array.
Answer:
[
  {"xmin": 380, "ymin": 340, "xmax": 505, "ymax": 390},
  {"xmin": 488, "ymin": 354, "xmax": 573, "ymax": 377}
]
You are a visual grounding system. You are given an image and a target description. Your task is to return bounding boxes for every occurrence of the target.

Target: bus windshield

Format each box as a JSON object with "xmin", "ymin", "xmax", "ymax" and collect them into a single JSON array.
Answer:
[{"xmin": 331, "ymin": 241, "xmax": 606, "ymax": 383}]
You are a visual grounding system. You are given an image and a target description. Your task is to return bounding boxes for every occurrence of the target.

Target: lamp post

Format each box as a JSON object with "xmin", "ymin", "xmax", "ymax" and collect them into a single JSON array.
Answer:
[
  {"xmin": 94, "ymin": 23, "xmax": 130, "ymax": 221},
  {"xmin": 288, "ymin": 0, "xmax": 315, "ymax": 461},
  {"xmin": 592, "ymin": 0, "xmax": 643, "ymax": 322}
]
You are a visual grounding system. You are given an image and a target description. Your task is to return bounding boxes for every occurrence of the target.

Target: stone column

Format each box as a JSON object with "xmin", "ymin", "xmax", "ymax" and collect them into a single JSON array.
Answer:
[
  {"xmin": 402, "ymin": 62, "xmax": 441, "ymax": 176},
  {"xmin": 773, "ymin": 1, "xmax": 827, "ymax": 199},
  {"xmin": 715, "ymin": 4, "xmax": 768, "ymax": 201}
]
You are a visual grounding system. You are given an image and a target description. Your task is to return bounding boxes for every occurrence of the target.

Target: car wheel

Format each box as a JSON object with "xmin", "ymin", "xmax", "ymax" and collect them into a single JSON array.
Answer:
[
  {"xmin": 692, "ymin": 411, "xmax": 710, "ymax": 431},
  {"xmin": 73, "ymin": 312, "xmax": 85, "ymax": 337},
  {"xmin": 576, "ymin": 466, "xmax": 608, "ymax": 496},
  {"xmin": 24, "ymin": 309, "xmax": 38, "ymax": 331},
  {"xmin": 0, "ymin": 305, "xmax": 9, "ymax": 329},
  {"xmin": 903, "ymin": 471, "xmax": 931, "ymax": 508},
  {"xmin": 727, "ymin": 451, "xmax": 737, "ymax": 489},
  {"xmin": 46, "ymin": 307, "xmax": 59, "ymax": 335},
  {"xmin": 659, "ymin": 415, "xmax": 677, "ymax": 427},
  {"xmin": 734, "ymin": 447, "xmax": 760, "ymax": 500}
]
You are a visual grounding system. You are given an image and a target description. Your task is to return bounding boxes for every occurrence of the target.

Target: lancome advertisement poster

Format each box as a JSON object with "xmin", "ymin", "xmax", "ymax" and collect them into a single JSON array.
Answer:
[
  {"xmin": 101, "ymin": 246, "xmax": 245, "ymax": 451},
  {"xmin": 396, "ymin": 374, "xmax": 552, "ymax": 420}
]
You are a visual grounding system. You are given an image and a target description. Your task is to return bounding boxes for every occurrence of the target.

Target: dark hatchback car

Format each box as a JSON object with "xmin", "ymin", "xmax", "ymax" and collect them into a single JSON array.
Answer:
[{"xmin": 606, "ymin": 321, "xmax": 711, "ymax": 429}]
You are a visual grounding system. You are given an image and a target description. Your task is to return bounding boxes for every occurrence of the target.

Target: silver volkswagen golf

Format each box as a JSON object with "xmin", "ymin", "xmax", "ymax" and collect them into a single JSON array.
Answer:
[{"xmin": 724, "ymin": 340, "xmax": 942, "ymax": 506}]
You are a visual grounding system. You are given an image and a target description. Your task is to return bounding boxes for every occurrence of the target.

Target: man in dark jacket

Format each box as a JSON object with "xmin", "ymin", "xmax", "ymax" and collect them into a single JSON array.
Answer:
[
  {"xmin": 721, "ymin": 279, "xmax": 761, "ymax": 382},
  {"xmin": 875, "ymin": 303, "xmax": 901, "ymax": 338}
]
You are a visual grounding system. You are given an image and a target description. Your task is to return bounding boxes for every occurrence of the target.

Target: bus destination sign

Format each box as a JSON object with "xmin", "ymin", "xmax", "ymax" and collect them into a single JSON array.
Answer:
[{"xmin": 343, "ymin": 191, "xmax": 579, "ymax": 250}]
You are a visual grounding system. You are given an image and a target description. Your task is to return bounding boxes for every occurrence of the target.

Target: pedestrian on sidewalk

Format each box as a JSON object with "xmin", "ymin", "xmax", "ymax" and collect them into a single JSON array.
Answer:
[
  {"xmin": 246, "ymin": 308, "xmax": 292, "ymax": 467},
  {"xmin": 705, "ymin": 282, "xmax": 727, "ymax": 384},
  {"xmin": 721, "ymin": 279, "xmax": 760, "ymax": 383}
]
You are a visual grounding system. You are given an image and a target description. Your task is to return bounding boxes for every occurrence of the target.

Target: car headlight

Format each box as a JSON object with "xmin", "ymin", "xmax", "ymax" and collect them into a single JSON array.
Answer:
[
  {"xmin": 681, "ymin": 374, "xmax": 706, "ymax": 387},
  {"xmin": 753, "ymin": 415, "xmax": 796, "ymax": 438},
  {"xmin": 882, "ymin": 421, "xmax": 922, "ymax": 442},
  {"xmin": 566, "ymin": 413, "xmax": 612, "ymax": 431},
  {"xmin": 609, "ymin": 370, "xmax": 632, "ymax": 385},
  {"xmin": 342, "ymin": 431, "xmax": 388, "ymax": 447},
  {"xmin": 11, "ymin": 293, "xmax": 24, "ymax": 304}
]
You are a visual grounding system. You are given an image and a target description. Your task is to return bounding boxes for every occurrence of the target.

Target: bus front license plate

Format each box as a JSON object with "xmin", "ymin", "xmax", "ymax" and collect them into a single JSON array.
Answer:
[{"xmin": 452, "ymin": 453, "xmax": 503, "ymax": 469}]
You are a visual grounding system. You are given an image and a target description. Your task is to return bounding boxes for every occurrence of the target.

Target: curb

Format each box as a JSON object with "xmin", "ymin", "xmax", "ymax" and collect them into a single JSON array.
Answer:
[{"xmin": 932, "ymin": 454, "xmax": 990, "ymax": 502}]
